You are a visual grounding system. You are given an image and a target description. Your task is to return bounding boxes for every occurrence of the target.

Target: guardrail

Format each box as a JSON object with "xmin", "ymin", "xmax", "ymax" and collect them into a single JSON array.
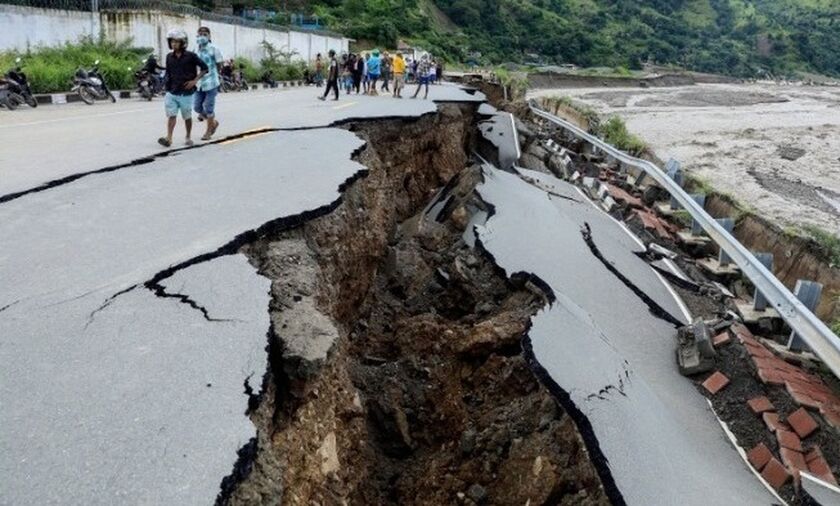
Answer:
[{"xmin": 528, "ymin": 100, "xmax": 840, "ymax": 380}]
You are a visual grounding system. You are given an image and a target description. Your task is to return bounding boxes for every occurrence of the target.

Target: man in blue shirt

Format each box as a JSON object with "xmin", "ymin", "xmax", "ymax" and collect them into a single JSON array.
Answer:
[
  {"xmin": 194, "ymin": 26, "xmax": 223, "ymax": 141},
  {"xmin": 366, "ymin": 49, "xmax": 381, "ymax": 96}
]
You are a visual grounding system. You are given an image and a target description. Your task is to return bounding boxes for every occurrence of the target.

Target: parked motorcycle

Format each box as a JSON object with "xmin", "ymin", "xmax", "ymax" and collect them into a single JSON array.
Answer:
[
  {"xmin": 72, "ymin": 60, "xmax": 116, "ymax": 105},
  {"xmin": 5, "ymin": 57, "xmax": 37, "ymax": 108},
  {"xmin": 0, "ymin": 82, "xmax": 23, "ymax": 110}
]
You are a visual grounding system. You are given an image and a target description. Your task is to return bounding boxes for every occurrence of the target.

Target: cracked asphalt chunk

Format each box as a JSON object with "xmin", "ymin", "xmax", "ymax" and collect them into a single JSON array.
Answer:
[
  {"xmin": 476, "ymin": 166, "xmax": 776, "ymax": 504},
  {"xmin": 0, "ymin": 129, "xmax": 368, "ymax": 504}
]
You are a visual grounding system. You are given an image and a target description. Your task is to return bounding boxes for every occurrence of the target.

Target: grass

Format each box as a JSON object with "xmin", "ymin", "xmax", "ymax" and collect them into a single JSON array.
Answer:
[
  {"xmin": 0, "ymin": 37, "xmax": 150, "ymax": 94},
  {"xmin": 540, "ymin": 95, "xmax": 600, "ymax": 129},
  {"xmin": 494, "ymin": 67, "xmax": 529, "ymax": 100},
  {"xmin": 0, "ymin": 38, "xmax": 312, "ymax": 94},
  {"xmin": 832, "ymin": 319, "xmax": 840, "ymax": 337},
  {"xmin": 801, "ymin": 225, "xmax": 840, "ymax": 267},
  {"xmin": 597, "ymin": 116, "xmax": 647, "ymax": 156}
]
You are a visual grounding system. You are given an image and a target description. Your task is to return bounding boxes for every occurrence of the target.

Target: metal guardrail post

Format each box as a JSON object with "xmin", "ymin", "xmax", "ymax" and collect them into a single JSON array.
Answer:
[
  {"xmin": 789, "ymin": 280, "xmax": 823, "ymax": 352},
  {"xmin": 529, "ymin": 102, "xmax": 840, "ymax": 380},
  {"xmin": 753, "ymin": 253, "xmax": 774, "ymax": 311},
  {"xmin": 716, "ymin": 218, "xmax": 735, "ymax": 265}
]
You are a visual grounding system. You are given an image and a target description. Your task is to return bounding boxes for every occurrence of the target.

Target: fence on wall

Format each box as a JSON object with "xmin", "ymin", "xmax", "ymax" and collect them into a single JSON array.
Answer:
[{"xmin": 0, "ymin": 0, "xmax": 343, "ymax": 37}]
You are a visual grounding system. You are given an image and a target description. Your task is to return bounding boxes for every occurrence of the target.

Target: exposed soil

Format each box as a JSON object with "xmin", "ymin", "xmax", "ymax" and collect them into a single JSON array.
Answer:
[{"xmin": 221, "ymin": 105, "xmax": 608, "ymax": 504}]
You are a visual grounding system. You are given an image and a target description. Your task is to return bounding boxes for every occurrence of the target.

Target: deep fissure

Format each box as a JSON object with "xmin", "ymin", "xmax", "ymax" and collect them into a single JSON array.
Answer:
[{"xmin": 215, "ymin": 104, "xmax": 611, "ymax": 505}]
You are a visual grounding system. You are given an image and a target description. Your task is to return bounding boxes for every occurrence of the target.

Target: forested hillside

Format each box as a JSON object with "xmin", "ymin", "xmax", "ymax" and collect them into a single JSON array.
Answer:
[{"xmin": 238, "ymin": 0, "xmax": 840, "ymax": 77}]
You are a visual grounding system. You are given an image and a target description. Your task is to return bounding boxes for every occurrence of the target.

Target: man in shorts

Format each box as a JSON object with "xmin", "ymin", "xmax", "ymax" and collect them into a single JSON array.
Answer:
[
  {"xmin": 392, "ymin": 52, "xmax": 406, "ymax": 98},
  {"xmin": 158, "ymin": 29, "xmax": 207, "ymax": 147},
  {"xmin": 194, "ymin": 26, "xmax": 223, "ymax": 141}
]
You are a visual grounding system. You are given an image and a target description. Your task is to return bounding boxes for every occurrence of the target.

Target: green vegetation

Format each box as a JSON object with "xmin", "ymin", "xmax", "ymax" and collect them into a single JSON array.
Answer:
[
  {"xmin": 802, "ymin": 225, "xmax": 840, "ymax": 267},
  {"xmin": 597, "ymin": 116, "xmax": 646, "ymax": 156},
  {"xmin": 541, "ymin": 95, "xmax": 599, "ymax": 129},
  {"xmin": 0, "ymin": 38, "xmax": 310, "ymax": 93},
  {"xmin": 231, "ymin": 0, "xmax": 840, "ymax": 78},
  {"xmin": 493, "ymin": 67, "xmax": 529, "ymax": 100},
  {"xmin": 832, "ymin": 319, "xmax": 840, "ymax": 337},
  {"xmin": 0, "ymin": 37, "xmax": 150, "ymax": 93}
]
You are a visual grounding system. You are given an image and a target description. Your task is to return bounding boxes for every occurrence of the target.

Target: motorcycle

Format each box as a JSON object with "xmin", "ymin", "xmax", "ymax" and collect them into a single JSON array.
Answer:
[
  {"xmin": 72, "ymin": 60, "xmax": 116, "ymax": 105},
  {"xmin": 0, "ymin": 82, "xmax": 23, "ymax": 110},
  {"xmin": 5, "ymin": 57, "xmax": 37, "ymax": 108}
]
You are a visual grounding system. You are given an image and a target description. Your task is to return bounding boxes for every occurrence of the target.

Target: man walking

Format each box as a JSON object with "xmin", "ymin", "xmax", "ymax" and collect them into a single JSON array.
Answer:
[
  {"xmin": 380, "ymin": 52, "xmax": 391, "ymax": 93},
  {"xmin": 411, "ymin": 54, "xmax": 432, "ymax": 100},
  {"xmin": 318, "ymin": 49, "xmax": 340, "ymax": 101},
  {"xmin": 194, "ymin": 26, "xmax": 222, "ymax": 141},
  {"xmin": 392, "ymin": 52, "xmax": 406, "ymax": 98},
  {"xmin": 158, "ymin": 29, "xmax": 207, "ymax": 147},
  {"xmin": 366, "ymin": 50, "xmax": 381, "ymax": 95}
]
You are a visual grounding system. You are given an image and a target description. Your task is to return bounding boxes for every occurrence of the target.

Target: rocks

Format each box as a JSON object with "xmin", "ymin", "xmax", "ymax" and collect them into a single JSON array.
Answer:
[
  {"xmin": 467, "ymin": 484, "xmax": 488, "ymax": 504},
  {"xmin": 455, "ymin": 310, "xmax": 527, "ymax": 357},
  {"xmin": 519, "ymin": 153, "xmax": 549, "ymax": 173},
  {"xmin": 778, "ymin": 145, "xmax": 806, "ymax": 161}
]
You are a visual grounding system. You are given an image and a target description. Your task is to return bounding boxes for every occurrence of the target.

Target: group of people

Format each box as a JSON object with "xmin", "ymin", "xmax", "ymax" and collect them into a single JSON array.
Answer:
[
  {"xmin": 154, "ymin": 27, "xmax": 447, "ymax": 146},
  {"xmin": 318, "ymin": 50, "xmax": 444, "ymax": 101},
  {"xmin": 157, "ymin": 27, "xmax": 223, "ymax": 147}
]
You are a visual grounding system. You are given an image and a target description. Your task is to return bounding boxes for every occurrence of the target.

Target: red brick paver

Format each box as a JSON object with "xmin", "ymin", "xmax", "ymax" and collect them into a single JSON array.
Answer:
[
  {"xmin": 702, "ymin": 371, "xmax": 730, "ymax": 395},
  {"xmin": 780, "ymin": 447, "xmax": 808, "ymax": 476},
  {"xmin": 806, "ymin": 447, "xmax": 838, "ymax": 486},
  {"xmin": 821, "ymin": 405, "xmax": 840, "ymax": 429},
  {"xmin": 763, "ymin": 412, "xmax": 787, "ymax": 433},
  {"xmin": 712, "ymin": 331, "xmax": 731, "ymax": 347},
  {"xmin": 787, "ymin": 408, "xmax": 819, "ymax": 439},
  {"xmin": 747, "ymin": 396, "xmax": 774, "ymax": 415},
  {"xmin": 776, "ymin": 429, "xmax": 803, "ymax": 452},
  {"xmin": 747, "ymin": 443, "xmax": 773, "ymax": 471},
  {"xmin": 760, "ymin": 457, "xmax": 790, "ymax": 491}
]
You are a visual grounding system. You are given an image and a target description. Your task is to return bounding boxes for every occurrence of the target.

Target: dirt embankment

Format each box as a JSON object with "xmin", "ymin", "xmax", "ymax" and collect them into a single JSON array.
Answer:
[
  {"xmin": 706, "ymin": 196, "xmax": 840, "ymax": 322},
  {"xmin": 528, "ymin": 72, "xmax": 698, "ymax": 90},
  {"xmin": 223, "ymin": 105, "xmax": 608, "ymax": 505}
]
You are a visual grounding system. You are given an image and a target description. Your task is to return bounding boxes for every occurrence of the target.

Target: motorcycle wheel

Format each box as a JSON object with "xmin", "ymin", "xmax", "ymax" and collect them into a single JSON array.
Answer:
[
  {"xmin": 78, "ymin": 86, "xmax": 96, "ymax": 105},
  {"xmin": 25, "ymin": 94, "xmax": 38, "ymax": 108},
  {"xmin": 141, "ymin": 87, "xmax": 152, "ymax": 101},
  {"xmin": 108, "ymin": 91, "xmax": 116, "ymax": 103},
  {"xmin": 4, "ymin": 95, "xmax": 18, "ymax": 110}
]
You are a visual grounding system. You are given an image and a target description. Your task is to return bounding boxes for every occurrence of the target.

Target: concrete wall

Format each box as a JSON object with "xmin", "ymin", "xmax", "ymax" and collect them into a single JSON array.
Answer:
[{"xmin": 0, "ymin": 4, "xmax": 350, "ymax": 63}]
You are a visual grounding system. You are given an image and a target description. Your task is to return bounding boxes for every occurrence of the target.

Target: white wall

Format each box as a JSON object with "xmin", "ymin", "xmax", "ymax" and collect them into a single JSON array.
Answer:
[{"xmin": 0, "ymin": 4, "xmax": 350, "ymax": 64}]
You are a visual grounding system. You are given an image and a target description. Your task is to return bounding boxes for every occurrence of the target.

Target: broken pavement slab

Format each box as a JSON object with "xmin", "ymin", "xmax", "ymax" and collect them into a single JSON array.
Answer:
[
  {"xmin": 0, "ymin": 129, "xmax": 370, "ymax": 503},
  {"xmin": 474, "ymin": 166, "xmax": 775, "ymax": 504}
]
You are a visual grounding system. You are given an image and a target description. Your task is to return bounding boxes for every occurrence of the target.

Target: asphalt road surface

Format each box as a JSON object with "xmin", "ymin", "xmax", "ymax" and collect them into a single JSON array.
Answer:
[{"xmin": 0, "ymin": 85, "xmax": 484, "ymax": 505}]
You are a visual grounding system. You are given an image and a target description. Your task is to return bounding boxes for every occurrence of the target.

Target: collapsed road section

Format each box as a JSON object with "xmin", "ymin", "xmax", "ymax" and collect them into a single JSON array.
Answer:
[{"xmin": 5, "ymin": 83, "xmax": 837, "ymax": 505}]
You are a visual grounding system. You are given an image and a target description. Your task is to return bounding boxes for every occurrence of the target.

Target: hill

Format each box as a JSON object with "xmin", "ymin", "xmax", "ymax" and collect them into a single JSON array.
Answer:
[{"xmin": 234, "ymin": 0, "xmax": 840, "ymax": 78}]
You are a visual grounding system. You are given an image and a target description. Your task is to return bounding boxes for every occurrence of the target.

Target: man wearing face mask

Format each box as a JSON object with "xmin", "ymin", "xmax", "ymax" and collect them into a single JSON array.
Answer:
[{"xmin": 194, "ymin": 26, "xmax": 223, "ymax": 141}]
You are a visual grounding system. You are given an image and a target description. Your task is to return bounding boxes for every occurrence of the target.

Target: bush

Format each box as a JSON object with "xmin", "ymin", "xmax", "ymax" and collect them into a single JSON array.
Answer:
[
  {"xmin": 598, "ymin": 116, "xmax": 647, "ymax": 156},
  {"xmin": 0, "ymin": 37, "xmax": 150, "ymax": 93}
]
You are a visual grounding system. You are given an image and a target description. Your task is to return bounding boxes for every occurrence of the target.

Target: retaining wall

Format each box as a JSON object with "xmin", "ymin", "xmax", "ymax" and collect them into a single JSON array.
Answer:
[{"xmin": 0, "ymin": 4, "xmax": 350, "ymax": 62}]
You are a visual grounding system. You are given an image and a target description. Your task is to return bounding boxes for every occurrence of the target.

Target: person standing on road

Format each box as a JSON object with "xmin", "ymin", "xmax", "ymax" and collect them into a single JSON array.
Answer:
[
  {"xmin": 380, "ymin": 52, "xmax": 391, "ymax": 93},
  {"xmin": 318, "ymin": 49, "xmax": 339, "ymax": 101},
  {"xmin": 353, "ymin": 53, "xmax": 364, "ymax": 94},
  {"xmin": 411, "ymin": 54, "xmax": 432, "ymax": 100},
  {"xmin": 158, "ymin": 29, "xmax": 207, "ymax": 148},
  {"xmin": 392, "ymin": 52, "xmax": 406, "ymax": 98},
  {"xmin": 366, "ymin": 50, "xmax": 381, "ymax": 96},
  {"xmin": 436, "ymin": 60, "xmax": 444, "ymax": 84},
  {"xmin": 314, "ymin": 53, "xmax": 324, "ymax": 87},
  {"xmin": 194, "ymin": 26, "xmax": 222, "ymax": 141}
]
